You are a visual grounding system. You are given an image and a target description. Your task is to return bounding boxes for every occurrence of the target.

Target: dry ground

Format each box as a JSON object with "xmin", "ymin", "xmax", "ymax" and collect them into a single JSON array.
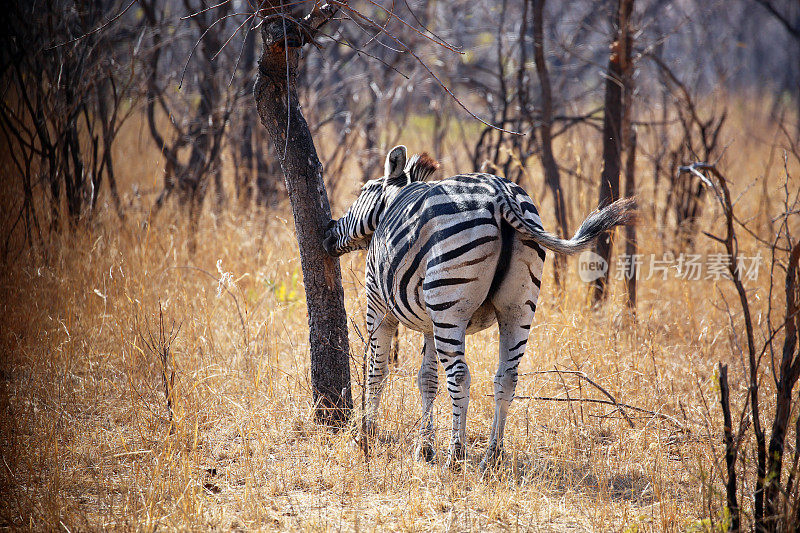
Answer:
[{"xmin": 1, "ymin": 100, "xmax": 797, "ymax": 531}]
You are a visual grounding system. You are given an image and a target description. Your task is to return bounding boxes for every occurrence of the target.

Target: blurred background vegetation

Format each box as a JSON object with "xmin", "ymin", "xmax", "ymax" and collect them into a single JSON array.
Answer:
[
  {"xmin": 1, "ymin": 0, "xmax": 798, "ymax": 248},
  {"xmin": 2, "ymin": 1, "xmax": 800, "ymax": 530}
]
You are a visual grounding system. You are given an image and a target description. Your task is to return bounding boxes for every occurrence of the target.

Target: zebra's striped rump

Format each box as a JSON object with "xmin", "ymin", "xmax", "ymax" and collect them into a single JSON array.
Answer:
[{"xmin": 324, "ymin": 145, "xmax": 636, "ymax": 471}]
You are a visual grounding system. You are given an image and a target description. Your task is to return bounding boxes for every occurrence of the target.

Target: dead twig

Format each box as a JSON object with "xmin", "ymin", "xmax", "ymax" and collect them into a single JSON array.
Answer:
[
  {"xmin": 521, "ymin": 369, "xmax": 636, "ymax": 428},
  {"xmin": 510, "ymin": 394, "xmax": 686, "ymax": 432},
  {"xmin": 136, "ymin": 302, "xmax": 181, "ymax": 434}
]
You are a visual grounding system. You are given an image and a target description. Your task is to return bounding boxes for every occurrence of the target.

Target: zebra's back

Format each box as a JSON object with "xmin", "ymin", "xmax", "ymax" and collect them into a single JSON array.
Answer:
[{"xmin": 365, "ymin": 173, "xmax": 546, "ymax": 335}]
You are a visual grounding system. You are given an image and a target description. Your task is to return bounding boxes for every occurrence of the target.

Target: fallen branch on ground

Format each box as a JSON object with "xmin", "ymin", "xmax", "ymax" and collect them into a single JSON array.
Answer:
[{"xmin": 521, "ymin": 369, "xmax": 636, "ymax": 428}]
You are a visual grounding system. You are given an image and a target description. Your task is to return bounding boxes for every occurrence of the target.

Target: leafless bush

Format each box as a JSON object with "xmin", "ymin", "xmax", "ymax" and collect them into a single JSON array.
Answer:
[
  {"xmin": 139, "ymin": 0, "xmax": 235, "ymax": 250},
  {"xmin": 0, "ymin": 1, "xmax": 138, "ymax": 257},
  {"xmin": 136, "ymin": 303, "xmax": 181, "ymax": 434},
  {"xmin": 680, "ymin": 161, "xmax": 800, "ymax": 530},
  {"xmin": 646, "ymin": 57, "xmax": 727, "ymax": 250}
]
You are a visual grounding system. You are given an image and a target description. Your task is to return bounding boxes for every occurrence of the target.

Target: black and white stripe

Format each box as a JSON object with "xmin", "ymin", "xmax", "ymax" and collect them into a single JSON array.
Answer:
[{"xmin": 324, "ymin": 145, "xmax": 636, "ymax": 470}]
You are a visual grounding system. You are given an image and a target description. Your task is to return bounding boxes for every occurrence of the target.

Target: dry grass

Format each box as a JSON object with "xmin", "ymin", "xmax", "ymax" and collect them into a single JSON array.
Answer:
[{"xmin": 1, "ymin": 97, "xmax": 798, "ymax": 531}]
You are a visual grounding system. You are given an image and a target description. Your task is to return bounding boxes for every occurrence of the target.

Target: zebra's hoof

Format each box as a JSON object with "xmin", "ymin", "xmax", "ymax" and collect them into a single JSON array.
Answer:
[
  {"xmin": 415, "ymin": 441, "xmax": 436, "ymax": 463},
  {"xmin": 478, "ymin": 443, "xmax": 505, "ymax": 475},
  {"xmin": 363, "ymin": 420, "xmax": 377, "ymax": 440},
  {"xmin": 443, "ymin": 442, "xmax": 466, "ymax": 471}
]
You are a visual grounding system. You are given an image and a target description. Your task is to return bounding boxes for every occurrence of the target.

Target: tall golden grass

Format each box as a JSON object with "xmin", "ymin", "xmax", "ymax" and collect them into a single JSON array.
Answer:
[{"xmin": 1, "ymin": 95, "xmax": 798, "ymax": 530}]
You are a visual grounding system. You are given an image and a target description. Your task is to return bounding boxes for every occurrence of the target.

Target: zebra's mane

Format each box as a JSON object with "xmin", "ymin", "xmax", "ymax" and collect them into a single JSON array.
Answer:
[{"xmin": 405, "ymin": 153, "xmax": 440, "ymax": 182}]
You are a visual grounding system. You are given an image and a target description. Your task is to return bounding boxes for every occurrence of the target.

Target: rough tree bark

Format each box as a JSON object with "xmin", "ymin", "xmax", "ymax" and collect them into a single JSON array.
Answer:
[
  {"xmin": 593, "ymin": 0, "xmax": 633, "ymax": 303},
  {"xmin": 253, "ymin": 3, "xmax": 353, "ymax": 426}
]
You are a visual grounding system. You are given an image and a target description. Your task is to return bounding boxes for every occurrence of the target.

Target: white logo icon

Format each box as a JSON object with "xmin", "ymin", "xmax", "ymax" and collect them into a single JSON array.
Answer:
[{"xmin": 578, "ymin": 251, "xmax": 608, "ymax": 283}]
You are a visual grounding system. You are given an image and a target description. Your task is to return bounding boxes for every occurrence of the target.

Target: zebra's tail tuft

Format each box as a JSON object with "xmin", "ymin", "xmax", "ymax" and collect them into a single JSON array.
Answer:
[{"xmin": 506, "ymin": 197, "xmax": 638, "ymax": 255}]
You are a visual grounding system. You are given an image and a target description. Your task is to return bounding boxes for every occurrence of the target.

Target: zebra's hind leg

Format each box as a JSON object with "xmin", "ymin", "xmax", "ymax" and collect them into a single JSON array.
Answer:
[
  {"xmin": 365, "ymin": 310, "xmax": 399, "ymax": 437},
  {"xmin": 431, "ymin": 322, "xmax": 470, "ymax": 470},
  {"xmin": 481, "ymin": 285, "xmax": 540, "ymax": 473},
  {"xmin": 415, "ymin": 335, "xmax": 438, "ymax": 462}
]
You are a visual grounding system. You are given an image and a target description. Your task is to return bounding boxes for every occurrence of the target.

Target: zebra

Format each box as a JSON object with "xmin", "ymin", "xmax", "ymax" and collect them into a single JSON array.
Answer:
[{"xmin": 323, "ymin": 145, "xmax": 636, "ymax": 471}]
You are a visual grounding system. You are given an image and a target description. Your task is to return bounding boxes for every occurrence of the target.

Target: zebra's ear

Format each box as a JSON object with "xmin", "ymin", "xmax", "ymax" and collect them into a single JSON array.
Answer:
[{"xmin": 384, "ymin": 145, "xmax": 408, "ymax": 187}]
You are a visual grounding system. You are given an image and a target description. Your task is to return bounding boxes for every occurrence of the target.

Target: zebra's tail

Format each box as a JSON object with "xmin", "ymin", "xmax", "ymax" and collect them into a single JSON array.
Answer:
[{"xmin": 502, "ymin": 196, "xmax": 637, "ymax": 255}]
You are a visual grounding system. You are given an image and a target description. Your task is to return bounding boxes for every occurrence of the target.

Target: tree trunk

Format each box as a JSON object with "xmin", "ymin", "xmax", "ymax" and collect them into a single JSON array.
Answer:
[
  {"xmin": 623, "ymin": 128, "xmax": 637, "ymax": 311},
  {"xmin": 532, "ymin": 0, "xmax": 568, "ymax": 287},
  {"xmin": 592, "ymin": 0, "xmax": 633, "ymax": 303},
  {"xmin": 253, "ymin": 10, "xmax": 352, "ymax": 426},
  {"xmin": 620, "ymin": 3, "xmax": 637, "ymax": 313},
  {"xmin": 764, "ymin": 243, "xmax": 800, "ymax": 530},
  {"xmin": 237, "ymin": 28, "xmax": 257, "ymax": 208}
]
